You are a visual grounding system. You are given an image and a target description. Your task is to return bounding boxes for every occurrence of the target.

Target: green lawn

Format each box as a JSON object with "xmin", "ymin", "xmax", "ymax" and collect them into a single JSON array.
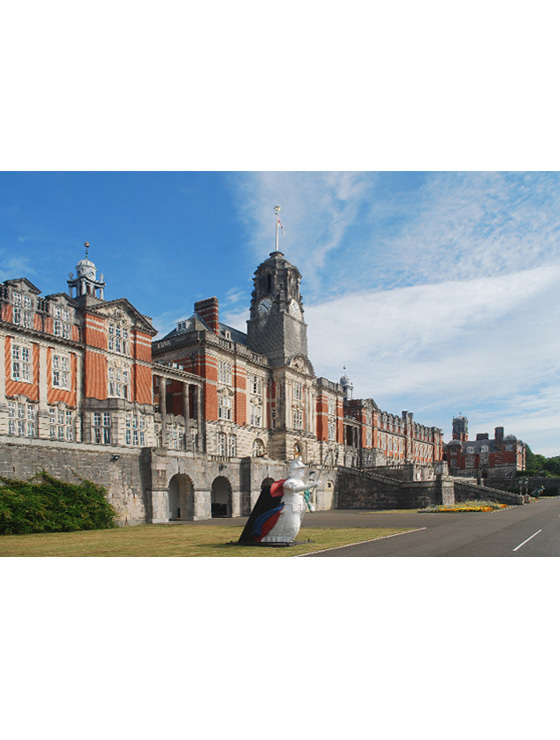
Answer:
[{"xmin": 0, "ymin": 524, "xmax": 412, "ymax": 557}]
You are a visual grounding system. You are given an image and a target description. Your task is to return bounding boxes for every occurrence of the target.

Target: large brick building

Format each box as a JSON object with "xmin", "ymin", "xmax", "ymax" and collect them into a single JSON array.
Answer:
[
  {"xmin": 444, "ymin": 415, "xmax": 526, "ymax": 479},
  {"xmin": 0, "ymin": 245, "xmax": 444, "ymax": 523}
]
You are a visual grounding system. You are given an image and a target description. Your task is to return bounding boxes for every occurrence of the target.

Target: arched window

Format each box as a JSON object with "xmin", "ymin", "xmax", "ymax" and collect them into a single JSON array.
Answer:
[{"xmin": 253, "ymin": 438, "xmax": 266, "ymax": 457}]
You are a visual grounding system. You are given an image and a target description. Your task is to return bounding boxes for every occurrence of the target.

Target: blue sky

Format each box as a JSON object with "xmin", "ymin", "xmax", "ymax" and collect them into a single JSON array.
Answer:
[{"xmin": 2, "ymin": 171, "xmax": 560, "ymax": 455}]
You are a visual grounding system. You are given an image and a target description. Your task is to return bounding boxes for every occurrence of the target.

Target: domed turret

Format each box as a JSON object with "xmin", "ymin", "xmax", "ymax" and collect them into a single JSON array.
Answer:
[{"xmin": 67, "ymin": 242, "xmax": 106, "ymax": 300}]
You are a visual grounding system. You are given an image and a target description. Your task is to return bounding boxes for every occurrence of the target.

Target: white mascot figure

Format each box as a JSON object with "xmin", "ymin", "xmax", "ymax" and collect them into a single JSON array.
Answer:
[{"xmin": 260, "ymin": 458, "xmax": 319, "ymax": 544}]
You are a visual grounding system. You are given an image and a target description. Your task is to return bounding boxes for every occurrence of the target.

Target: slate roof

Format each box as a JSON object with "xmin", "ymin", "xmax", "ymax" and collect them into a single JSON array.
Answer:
[{"xmin": 163, "ymin": 314, "xmax": 248, "ymax": 345}]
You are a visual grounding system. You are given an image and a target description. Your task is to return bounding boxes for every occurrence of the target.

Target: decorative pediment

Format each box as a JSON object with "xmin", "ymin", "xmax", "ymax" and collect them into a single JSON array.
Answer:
[
  {"xmin": 288, "ymin": 354, "xmax": 315, "ymax": 377},
  {"xmin": 95, "ymin": 298, "xmax": 157, "ymax": 336}
]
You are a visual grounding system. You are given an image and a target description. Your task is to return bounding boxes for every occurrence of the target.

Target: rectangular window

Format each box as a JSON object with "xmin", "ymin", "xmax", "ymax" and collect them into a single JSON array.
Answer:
[
  {"xmin": 228, "ymin": 434, "xmax": 237, "ymax": 457},
  {"xmin": 13, "ymin": 306, "xmax": 21, "ymax": 325},
  {"xmin": 293, "ymin": 408, "xmax": 303, "ymax": 430},
  {"xmin": 251, "ymin": 375, "xmax": 262, "ymax": 395},
  {"xmin": 218, "ymin": 360, "xmax": 232, "ymax": 385},
  {"xmin": 219, "ymin": 394, "xmax": 232, "ymax": 420},
  {"xmin": 250, "ymin": 404, "xmax": 262, "ymax": 427},
  {"xmin": 11, "ymin": 343, "xmax": 32, "ymax": 383},
  {"xmin": 294, "ymin": 383, "xmax": 303, "ymax": 401},
  {"xmin": 328, "ymin": 419, "xmax": 336, "ymax": 441},
  {"xmin": 217, "ymin": 431, "xmax": 227, "ymax": 456},
  {"xmin": 13, "ymin": 292, "xmax": 22, "ymax": 307},
  {"xmin": 92, "ymin": 412, "xmax": 111, "ymax": 444},
  {"xmin": 328, "ymin": 397, "xmax": 336, "ymax": 416},
  {"xmin": 8, "ymin": 401, "xmax": 36, "ymax": 437},
  {"xmin": 52, "ymin": 354, "xmax": 71, "ymax": 390},
  {"xmin": 108, "ymin": 363, "xmax": 130, "ymax": 399}
]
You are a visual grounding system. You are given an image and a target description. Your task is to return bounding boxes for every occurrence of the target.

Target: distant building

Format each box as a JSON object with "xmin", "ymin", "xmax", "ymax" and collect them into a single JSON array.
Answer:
[{"xmin": 445, "ymin": 416, "xmax": 526, "ymax": 479}]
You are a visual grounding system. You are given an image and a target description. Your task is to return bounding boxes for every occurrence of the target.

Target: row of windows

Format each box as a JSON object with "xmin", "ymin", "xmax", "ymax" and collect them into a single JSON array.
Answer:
[{"xmin": 217, "ymin": 431, "xmax": 237, "ymax": 457}]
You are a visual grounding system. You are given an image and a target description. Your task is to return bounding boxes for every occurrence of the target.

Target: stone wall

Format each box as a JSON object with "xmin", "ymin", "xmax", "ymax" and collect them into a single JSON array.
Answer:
[
  {"xmin": 0, "ymin": 438, "xmax": 339, "ymax": 526},
  {"xmin": 0, "ymin": 435, "xmax": 148, "ymax": 525},
  {"xmin": 335, "ymin": 466, "xmax": 449, "ymax": 510},
  {"xmin": 453, "ymin": 479, "xmax": 524, "ymax": 505}
]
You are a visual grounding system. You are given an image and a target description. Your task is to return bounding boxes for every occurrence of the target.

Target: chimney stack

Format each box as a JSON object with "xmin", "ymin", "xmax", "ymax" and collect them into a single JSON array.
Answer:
[
  {"xmin": 194, "ymin": 297, "xmax": 219, "ymax": 334},
  {"xmin": 495, "ymin": 426, "xmax": 504, "ymax": 442}
]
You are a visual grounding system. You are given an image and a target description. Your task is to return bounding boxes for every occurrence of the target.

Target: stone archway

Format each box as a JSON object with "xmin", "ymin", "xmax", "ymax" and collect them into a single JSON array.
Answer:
[
  {"xmin": 168, "ymin": 474, "xmax": 195, "ymax": 521},
  {"xmin": 211, "ymin": 476, "xmax": 232, "ymax": 518}
]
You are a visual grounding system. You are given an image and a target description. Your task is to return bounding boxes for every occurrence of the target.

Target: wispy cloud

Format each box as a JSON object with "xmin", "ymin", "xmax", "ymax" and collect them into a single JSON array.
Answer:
[
  {"xmin": 232, "ymin": 172, "xmax": 373, "ymax": 293},
  {"xmin": 0, "ymin": 254, "xmax": 35, "ymax": 282}
]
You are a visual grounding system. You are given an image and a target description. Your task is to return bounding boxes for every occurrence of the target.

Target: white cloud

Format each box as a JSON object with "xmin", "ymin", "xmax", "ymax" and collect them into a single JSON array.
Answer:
[
  {"xmin": 305, "ymin": 265, "xmax": 560, "ymax": 450},
  {"xmin": 0, "ymin": 255, "xmax": 35, "ymax": 282}
]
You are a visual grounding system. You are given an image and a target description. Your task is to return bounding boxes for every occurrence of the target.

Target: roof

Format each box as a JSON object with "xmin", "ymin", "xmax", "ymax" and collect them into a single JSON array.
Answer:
[
  {"xmin": 162, "ymin": 314, "xmax": 248, "ymax": 345},
  {"xmin": 3, "ymin": 277, "xmax": 42, "ymax": 294}
]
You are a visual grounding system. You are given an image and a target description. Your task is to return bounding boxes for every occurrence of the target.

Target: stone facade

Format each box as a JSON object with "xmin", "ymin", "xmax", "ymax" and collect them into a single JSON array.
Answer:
[{"xmin": 0, "ymin": 243, "xmax": 444, "ymax": 524}]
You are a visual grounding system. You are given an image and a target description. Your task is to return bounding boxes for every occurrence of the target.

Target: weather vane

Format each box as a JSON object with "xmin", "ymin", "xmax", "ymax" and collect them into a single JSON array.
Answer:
[{"xmin": 84, "ymin": 241, "xmax": 90, "ymax": 260}]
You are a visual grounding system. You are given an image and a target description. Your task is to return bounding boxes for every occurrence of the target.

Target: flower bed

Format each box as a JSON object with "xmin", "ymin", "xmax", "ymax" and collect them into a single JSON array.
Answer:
[{"xmin": 419, "ymin": 500, "xmax": 509, "ymax": 513}]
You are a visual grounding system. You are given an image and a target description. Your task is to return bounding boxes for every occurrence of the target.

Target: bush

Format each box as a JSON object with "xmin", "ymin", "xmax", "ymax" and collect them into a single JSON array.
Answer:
[{"xmin": 0, "ymin": 472, "xmax": 118, "ymax": 535}]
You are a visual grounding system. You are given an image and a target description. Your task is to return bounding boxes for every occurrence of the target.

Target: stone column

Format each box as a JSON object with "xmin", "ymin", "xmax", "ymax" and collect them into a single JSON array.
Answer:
[
  {"xmin": 183, "ymin": 382, "xmax": 190, "ymax": 450},
  {"xmin": 195, "ymin": 384, "xmax": 203, "ymax": 452},
  {"xmin": 158, "ymin": 375, "xmax": 167, "ymax": 448},
  {"xmin": 37, "ymin": 343, "xmax": 50, "ymax": 439}
]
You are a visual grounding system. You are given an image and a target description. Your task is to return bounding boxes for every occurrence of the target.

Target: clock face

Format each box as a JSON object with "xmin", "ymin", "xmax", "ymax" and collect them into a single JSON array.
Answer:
[
  {"xmin": 258, "ymin": 298, "xmax": 272, "ymax": 314},
  {"xmin": 289, "ymin": 299, "xmax": 301, "ymax": 318},
  {"xmin": 87, "ymin": 269, "xmax": 95, "ymax": 279}
]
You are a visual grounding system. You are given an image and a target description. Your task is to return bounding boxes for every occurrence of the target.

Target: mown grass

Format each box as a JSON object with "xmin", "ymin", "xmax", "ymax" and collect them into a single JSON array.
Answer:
[{"xmin": 0, "ymin": 524, "xmax": 412, "ymax": 557}]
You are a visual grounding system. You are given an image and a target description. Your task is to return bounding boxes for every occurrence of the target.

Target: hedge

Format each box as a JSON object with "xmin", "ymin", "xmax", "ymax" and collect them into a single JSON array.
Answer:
[{"xmin": 0, "ymin": 472, "xmax": 118, "ymax": 535}]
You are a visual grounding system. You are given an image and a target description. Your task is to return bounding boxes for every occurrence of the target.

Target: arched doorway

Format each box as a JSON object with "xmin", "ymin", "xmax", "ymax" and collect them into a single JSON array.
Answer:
[
  {"xmin": 168, "ymin": 474, "xmax": 194, "ymax": 521},
  {"xmin": 211, "ymin": 476, "xmax": 232, "ymax": 518}
]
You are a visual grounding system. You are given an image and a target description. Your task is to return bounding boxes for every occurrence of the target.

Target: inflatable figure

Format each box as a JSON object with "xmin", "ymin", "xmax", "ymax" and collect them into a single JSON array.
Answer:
[{"xmin": 238, "ymin": 459, "xmax": 319, "ymax": 545}]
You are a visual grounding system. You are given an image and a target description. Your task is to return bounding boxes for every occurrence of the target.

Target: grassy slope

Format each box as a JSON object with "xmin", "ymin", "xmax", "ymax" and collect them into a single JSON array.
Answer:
[{"xmin": 0, "ymin": 524, "xmax": 412, "ymax": 557}]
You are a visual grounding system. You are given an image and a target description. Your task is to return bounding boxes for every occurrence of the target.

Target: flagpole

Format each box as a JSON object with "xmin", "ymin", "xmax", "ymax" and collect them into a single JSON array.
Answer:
[{"xmin": 274, "ymin": 205, "xmax": 281, "ymax": 252}]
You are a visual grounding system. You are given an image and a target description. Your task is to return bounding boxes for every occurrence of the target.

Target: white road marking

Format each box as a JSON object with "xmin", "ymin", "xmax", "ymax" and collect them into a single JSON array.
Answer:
[
  {"xmin": 296, "ymin": 527, "xmax": 427, "ymax": 557},
  {"xmin": 512, "ymin": 529, "xmax": 542, "ymax": 552}
]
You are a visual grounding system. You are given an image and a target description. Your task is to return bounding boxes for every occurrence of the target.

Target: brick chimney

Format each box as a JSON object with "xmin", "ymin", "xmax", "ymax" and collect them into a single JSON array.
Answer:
[
  {"xmin": 494, "ymin": 426, "xmax": 504, "ymax": 442},
  {"xmin": 194, "ymin": 297, "xmax": 219, "ymax": 334}
]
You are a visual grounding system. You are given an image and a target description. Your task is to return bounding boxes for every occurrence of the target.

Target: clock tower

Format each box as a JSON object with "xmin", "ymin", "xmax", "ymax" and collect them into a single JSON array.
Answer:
[{"xmin": 246, "ymin": 250, "xmax": 308, "ymax": 366}]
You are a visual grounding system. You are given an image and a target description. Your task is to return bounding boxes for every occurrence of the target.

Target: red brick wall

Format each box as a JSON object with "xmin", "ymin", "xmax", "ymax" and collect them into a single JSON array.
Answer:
[
  {"xmin": 316, "ymin": 394, "xmax": 328, "ymax": 441},
  {"xmin": 83, "ymin": 313, "xmax": 107, "ymax": 349},
  {"xmin": 133, "ymin": 331, "xmax": 152, "ymax": 362},
  {"xmin": 84, "ymin": 350, "xmax": 108, "ymax": 400},
  {"xmin": 134, "ymin": 364, "xmax": 152, "ymax": 405},
  {"xmin": 234, "ymin": 365, "xmax": 247, "ymax": 425}
]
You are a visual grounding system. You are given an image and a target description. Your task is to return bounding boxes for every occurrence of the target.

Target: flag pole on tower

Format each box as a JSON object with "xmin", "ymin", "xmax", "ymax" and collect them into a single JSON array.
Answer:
[{"xmin": 274, "ymin": 205, "xmax": 284, "ymax": 251}]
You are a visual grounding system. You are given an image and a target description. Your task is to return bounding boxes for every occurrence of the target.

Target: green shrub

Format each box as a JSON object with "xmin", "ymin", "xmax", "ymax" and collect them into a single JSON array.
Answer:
[{"xmin": 0, "ymin": 472, "xmax": 118, "ymax": 535}]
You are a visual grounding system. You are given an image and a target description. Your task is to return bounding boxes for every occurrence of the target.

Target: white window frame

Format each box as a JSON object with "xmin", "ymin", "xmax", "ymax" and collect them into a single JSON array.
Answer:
[
  {"xmin": 11, "ymin": 342, "xmax": 32, "ymax": 383},
  {"xmin": 218, "ymin": 392, "xmax": 232, "ymax": 420},
  {"xmin": 52, "ymin": 353, "xmax": 71, "ymax": 390},
  {"xmin": 218, "ymin": 360, "xmax": 232, "ymax": 385}
]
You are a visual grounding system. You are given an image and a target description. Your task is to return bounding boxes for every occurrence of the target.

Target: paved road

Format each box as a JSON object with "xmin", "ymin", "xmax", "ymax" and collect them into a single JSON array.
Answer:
[
  {"xmin": 172, "ymin": 499, "xmax": 560, "ymax": 556},
  {"xmin": 304, "ymin": 498, "xmax": 560, "ymax": 557}
]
